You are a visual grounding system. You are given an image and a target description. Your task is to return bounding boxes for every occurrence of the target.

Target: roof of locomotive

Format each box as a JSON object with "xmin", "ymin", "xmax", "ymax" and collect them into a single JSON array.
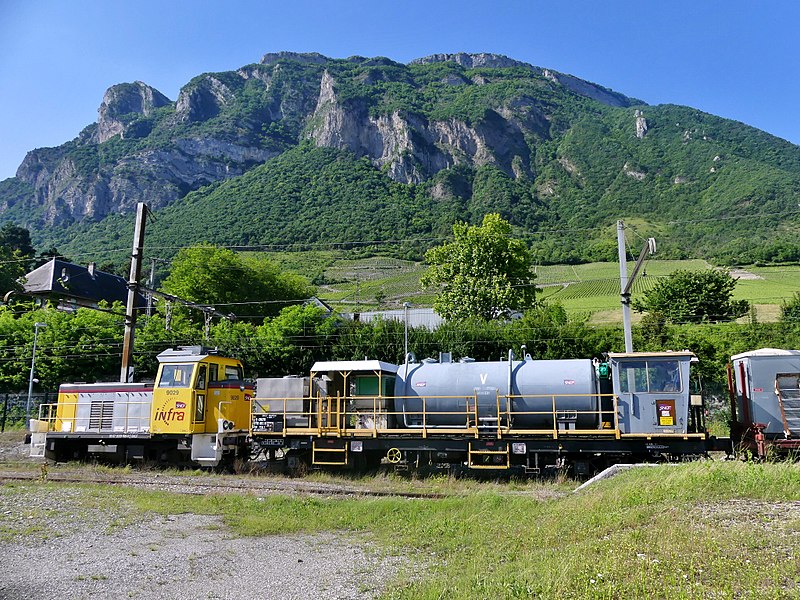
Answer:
[
  {"xmin": 310, "ymin": 360, "xmax": 398, "ymax": 374},
  {"xmin": 156, "ymin": 346, "xmax": 239, "ymax": 364},
  {"xmin": 731, "ymin": 348, "xmax": 800, "ymax": 360}
]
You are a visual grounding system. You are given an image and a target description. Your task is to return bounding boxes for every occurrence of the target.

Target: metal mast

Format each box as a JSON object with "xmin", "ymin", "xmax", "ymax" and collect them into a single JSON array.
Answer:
[
  {"xmin": 617, "ymin": 220, "xmax": 656, "ymax": 353},
  {"xmin": 120, "ymin": 203, "xmax": 147, "ymax": 382}
]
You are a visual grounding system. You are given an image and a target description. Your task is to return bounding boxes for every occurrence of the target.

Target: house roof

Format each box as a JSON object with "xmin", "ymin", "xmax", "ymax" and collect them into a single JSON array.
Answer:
[{"xmin": 23, "ymin": 258, "xmax": 146, "ymax": 309}]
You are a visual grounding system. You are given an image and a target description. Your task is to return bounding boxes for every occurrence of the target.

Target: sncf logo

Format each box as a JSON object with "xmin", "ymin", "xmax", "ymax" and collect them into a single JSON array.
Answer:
[{"xmin": 175, "ymin": 402, "xmax": 186, "ymax": 409}]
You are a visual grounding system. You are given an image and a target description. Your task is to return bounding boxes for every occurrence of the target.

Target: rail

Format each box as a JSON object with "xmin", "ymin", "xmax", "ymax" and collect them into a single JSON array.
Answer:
[{"xmin": 251, "ymin": 392, "xmax": 629, "ymax": 439}]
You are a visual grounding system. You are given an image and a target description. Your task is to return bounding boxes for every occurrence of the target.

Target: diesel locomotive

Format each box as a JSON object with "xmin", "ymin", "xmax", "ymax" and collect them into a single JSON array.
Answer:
[{"xmin": 30, "ymin": 346, "xmax": 253, "ymax": 467}]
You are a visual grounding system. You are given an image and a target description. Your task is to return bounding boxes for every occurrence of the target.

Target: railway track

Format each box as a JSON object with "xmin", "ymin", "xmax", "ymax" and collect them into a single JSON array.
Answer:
[{"xmin": 0, "ymin": 469, "xmax": 449, "ymax": 499}]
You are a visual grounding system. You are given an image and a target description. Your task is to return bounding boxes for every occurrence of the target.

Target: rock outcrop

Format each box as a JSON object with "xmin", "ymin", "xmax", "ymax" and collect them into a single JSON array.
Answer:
[
  {"xmin": 411, "ymin": 52, "xmax": 527, "ymax": 69},
  {"xmin": 96, "ymin": 82, "xmax": 171, "ymax": 143},
  {"xmin": 3, "ymin": 51, "xmax": 643, "ymax": 227},
  {"xmin": 175, "ymin": 76, "xmax": 236, "ymax": 123},
  {"xmin": 307, "ymin": 70, "xmax": 534, "ymax": 183},
  {"xmin": 635, "ymin": 110, "xmax": 648, "ymax": 138}
]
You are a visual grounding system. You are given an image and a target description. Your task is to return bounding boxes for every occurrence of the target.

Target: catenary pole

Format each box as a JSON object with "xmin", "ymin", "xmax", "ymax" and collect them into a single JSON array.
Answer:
[{"xmin": 120, "ymin": 203, "xmax": 147, "ymax": 382}]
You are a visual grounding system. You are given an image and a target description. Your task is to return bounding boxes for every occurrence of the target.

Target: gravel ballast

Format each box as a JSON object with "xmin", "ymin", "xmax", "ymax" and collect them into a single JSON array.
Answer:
[{"xmin": 0, "ymin": 484, "xmax": 410, "ymax": 600}]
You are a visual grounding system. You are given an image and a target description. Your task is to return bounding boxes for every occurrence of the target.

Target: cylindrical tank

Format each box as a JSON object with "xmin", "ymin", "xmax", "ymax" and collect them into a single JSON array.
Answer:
[{"xmin": 394, "ymin": 358, "xmax": 600, "ymax": 429}]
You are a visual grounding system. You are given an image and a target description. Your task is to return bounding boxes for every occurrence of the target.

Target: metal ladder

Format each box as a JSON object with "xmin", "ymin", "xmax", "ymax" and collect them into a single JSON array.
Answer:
[
  {"xmin": 467, "ymin": 441, "xmax": 509, "ymax": 469},
  {"xmin": 312, "ymin": 439, "xmax": 348, "ymax": 466}
]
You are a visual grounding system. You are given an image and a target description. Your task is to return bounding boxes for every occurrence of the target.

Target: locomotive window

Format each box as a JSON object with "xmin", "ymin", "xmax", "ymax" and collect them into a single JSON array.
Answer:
[
  {"xmin": 619, "ymin": 360, "xmax": 681, "ymax": 393},
  {"xmin": 195, "ymin": 365, "xmax": 207, "ymax": 390},
  {"xmin": 208, "ymin": 364, "xmax": 219, "ymax": 383},
  {"xmin": 158, "ymin": 364, "xmax": 193, "ymax": 388},
  {"xmin": 224, "ymin": 365, "xmax": 243, "ymax": 380}
]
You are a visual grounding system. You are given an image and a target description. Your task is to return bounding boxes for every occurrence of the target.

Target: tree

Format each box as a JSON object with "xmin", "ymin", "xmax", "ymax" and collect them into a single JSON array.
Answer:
[
  {"xmin": 0, "ymin": 246, "xmax": 26, "ymax": 296},
  {"xmin": 160, "ymin": 245, "xmax": 311, "ymax": 322},
  {"xmin": 0, "ymin": 224, "xmax": 35, "ymax": 259},
  {"xmin": 0, "ymin": 224, "xmax": 35, "ymax": 295},
  {"xmin": 421, "ymin": 213, "xmax": 536, "ymax": 321},
  {"xmin": 633, "ymin": 269, "xmax": 749, "ymax": 324},
  {"xmin": 781, "ymin": 293, "xmax": 800, "ymax": 324}
]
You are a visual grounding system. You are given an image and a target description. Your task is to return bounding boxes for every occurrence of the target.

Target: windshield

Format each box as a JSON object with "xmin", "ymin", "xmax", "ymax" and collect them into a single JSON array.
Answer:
[
  {"xmin": 619, "ymin": 360, "xmax": 682, "ymax": 393},
  {"xmin": 158, "ymin": 363, "xmax": 194, "ymax": 388}
]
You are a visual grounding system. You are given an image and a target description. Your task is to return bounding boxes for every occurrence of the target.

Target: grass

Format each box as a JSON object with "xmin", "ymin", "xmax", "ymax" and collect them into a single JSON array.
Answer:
[
  {"xmin": 6, "ymin": 462, "xmax": 798, "ymax": 598},
  {"xmin": 266, "ymin": 254, "xmax": 800, "ymax": 322},
  {"xmin": 234, "ymin": 251, "xmax": 800, "ymax": 322}
]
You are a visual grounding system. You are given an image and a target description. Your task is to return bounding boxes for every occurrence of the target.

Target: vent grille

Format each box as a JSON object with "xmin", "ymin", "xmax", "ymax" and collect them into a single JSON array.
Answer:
[{"xmin": 89, "ymin": 401, "xmax": 114, "ymax": 431}]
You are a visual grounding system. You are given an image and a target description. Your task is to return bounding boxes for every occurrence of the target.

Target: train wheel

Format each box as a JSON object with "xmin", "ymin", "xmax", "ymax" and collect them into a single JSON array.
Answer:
[{"xmin": 386, "ymin": 447, "xmax": 402, "ymax": 464}]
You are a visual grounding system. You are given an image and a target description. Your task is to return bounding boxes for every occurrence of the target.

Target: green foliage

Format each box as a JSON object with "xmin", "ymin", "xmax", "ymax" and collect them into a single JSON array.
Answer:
[
  {"xmin": 422, "ymin": 214, "xmax": 537, "ymax": 320},
  {"xmin": 781, "ymin": 292, "xmax": 800, "ymax": 324},
  {"xmin": 0, "ymin": 223, "xmax": 35, "ymax": 258},
  {"xmin": 0, "ymin": 247, "xmax": 26, "ymax": 296},
  {"xmin": 0, "ymin": 304, "xmax": 124, "ymax": 390},
  {"xmin": 160, "ymin": 244, "xmax": 311, "ymax": 322},
  {"xmin": 633, "ymin": 269, "xmax": 749, "ymax": 324}
]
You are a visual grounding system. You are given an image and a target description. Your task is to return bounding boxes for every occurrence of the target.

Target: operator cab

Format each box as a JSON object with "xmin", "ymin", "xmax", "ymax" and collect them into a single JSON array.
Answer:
[
  {"xmin": 607, "ymin": 351, "xmax": 699, "ymax": 435},
  {"xmin": 151, "ymin": 346, "xmax": 248, "ymax": 436}
]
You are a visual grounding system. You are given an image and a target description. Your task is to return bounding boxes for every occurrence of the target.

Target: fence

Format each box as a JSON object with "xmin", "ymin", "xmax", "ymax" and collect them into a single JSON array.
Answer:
[{"xmin": 0, "ymin": 392, "xmax": 53, "ymax": 431}]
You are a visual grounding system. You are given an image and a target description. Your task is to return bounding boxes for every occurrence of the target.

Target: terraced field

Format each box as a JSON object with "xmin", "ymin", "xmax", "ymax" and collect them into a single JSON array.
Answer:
[{"xmin": 261, "ymin": 251, "xmax": 800, "ymax": 322}]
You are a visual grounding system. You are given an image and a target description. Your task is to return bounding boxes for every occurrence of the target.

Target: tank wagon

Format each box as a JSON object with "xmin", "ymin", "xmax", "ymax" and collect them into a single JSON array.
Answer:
[
  {"xmin": 728, "ymin": 348, "xmax": 800, "ymax": 458},
  {"xmin": 251, "ymin": 349, "xmax": 716, "ymax": 475},
  {"xmin": 31, "ymin": 346, "xmax": 253, "ymax": 467}
]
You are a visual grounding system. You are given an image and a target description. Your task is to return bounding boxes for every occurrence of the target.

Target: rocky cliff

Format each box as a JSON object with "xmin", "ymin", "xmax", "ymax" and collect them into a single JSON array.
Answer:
[{"xmin": 2, "ymin": 51, "xmax": 642, "ymax": 227}]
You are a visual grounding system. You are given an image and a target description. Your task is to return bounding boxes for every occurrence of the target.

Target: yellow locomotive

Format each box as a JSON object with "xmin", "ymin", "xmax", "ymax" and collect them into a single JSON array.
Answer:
[{"xmin": 31, "ymin": 346, "xmax": 252, "ymax": 467}]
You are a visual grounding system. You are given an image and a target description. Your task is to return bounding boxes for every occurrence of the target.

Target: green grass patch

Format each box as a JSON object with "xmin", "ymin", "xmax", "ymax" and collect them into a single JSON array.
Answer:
[
  {"xmin": 4, "ymin": 462, "xmax": 800, "ymax": 596},
  {"xmin": 100, "ymin": 462, "xmax": 800, "ymax": 597}
]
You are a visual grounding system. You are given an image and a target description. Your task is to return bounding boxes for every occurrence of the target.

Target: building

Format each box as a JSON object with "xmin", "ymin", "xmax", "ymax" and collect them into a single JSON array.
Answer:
[{"xmin": 20, "ymin": 258, "xmax": 146, "ymax": 311}]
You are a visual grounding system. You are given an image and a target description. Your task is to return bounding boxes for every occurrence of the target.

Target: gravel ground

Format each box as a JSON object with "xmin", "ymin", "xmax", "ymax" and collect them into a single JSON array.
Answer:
[
  {"xmin": 0, "ymin": 434, "xmax": 417, "ymax": 599},
  {"xmin": 0, "ymin": 484, "xmax": 412, "ymax": 600}
]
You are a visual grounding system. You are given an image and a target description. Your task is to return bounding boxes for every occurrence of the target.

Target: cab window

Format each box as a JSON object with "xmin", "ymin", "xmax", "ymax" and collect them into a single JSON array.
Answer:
[
  {"xmin": 195, "ymin": 365, "xmax": 207, "ymax": 390},
  {"xmin": 224, "ymin": 365, "xmax": 243, "ymax": 380},
  {"xmin": 619, "ymin": 360, "xmax": 681, "ymax": 393},
  {"xmin": 208, "ymin": 363, "xmax": 219, "ymax": 383},
  {"xmin": 158, "ymin": 364, "xmax": 193, "ymax": 388}
]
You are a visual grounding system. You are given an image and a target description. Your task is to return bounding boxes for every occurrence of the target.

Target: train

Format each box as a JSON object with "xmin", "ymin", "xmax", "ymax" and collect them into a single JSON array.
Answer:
[
  {"xmin": 28, "ymin": 345, "xmax": 800, "ymax": 475},
  {"xmin": 30, "ymin": 347, "xmax": 253, "ymax": 467}
]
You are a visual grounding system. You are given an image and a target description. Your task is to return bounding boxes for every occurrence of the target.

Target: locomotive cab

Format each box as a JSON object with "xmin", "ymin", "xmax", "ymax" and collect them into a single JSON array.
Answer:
[
  {"xmin": 608, "ymin": 351, "xmax": 697, "ymax": 435},
  {"xmin": 151, "ymin": 346, "xmax": 252, "ymax": 465}
]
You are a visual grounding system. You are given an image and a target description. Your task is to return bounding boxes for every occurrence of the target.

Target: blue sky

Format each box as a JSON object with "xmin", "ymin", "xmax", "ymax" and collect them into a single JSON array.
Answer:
[{"xmin": 1, "ymin": 0, "xmax": 798, "ymax": 181}]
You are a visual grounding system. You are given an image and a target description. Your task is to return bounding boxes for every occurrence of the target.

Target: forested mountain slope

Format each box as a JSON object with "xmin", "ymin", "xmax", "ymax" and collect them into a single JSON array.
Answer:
[{"xmin": 2, "ymin": 51, "xmax": 799, "ymax": 264}]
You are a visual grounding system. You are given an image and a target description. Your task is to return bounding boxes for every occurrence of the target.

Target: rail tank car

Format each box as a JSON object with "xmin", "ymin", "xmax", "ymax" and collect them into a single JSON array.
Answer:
[
  {"xmin": 251, "ymin": 349, "xmax": 713, "ymax": 475},
  {"xmin": 395, "ymin": 352, "xmax": 608, "ymax": 430}
]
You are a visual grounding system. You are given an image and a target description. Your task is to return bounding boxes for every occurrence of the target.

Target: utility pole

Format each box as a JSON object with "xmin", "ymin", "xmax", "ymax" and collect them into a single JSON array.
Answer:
[
  {"xmin": 403, "ymin": 302, "xmax": 411, "ymax": 360},
  {"xmin": 120, "ymin": 203, "xmax": 147, "ymax": 383},
  {"xmin": 25, "ymin": 321, "xmax": 46, "ymax": 430},
  {"xmin": 146, "ymin": 257, "xmax": 157, "ymax": 318},
  {"xmin": 617, "ymin": 220, "xmax": 656, "ymax": 353}
]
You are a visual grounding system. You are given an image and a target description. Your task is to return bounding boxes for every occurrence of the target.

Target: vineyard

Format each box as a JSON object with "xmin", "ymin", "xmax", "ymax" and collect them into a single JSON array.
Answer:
[{"xmin": 258, "ymin": 253, "xmax": 800, "ymax": 321}]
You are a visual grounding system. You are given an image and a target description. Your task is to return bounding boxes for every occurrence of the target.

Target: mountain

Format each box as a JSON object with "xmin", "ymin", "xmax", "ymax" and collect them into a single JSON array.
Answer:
[{"xmin": 2, "ymin": 51, "xmax": 799, "ymax": 265}]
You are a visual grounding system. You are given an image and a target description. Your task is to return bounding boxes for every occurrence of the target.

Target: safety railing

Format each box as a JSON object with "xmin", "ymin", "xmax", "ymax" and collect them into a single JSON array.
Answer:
[
  {"xmin": 36, "ymin": 400, "xmax": 152, "ymax": 434},
  {"xmin": 250, "ymin": 392, "xmax": 626, "ymax": 439}
]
